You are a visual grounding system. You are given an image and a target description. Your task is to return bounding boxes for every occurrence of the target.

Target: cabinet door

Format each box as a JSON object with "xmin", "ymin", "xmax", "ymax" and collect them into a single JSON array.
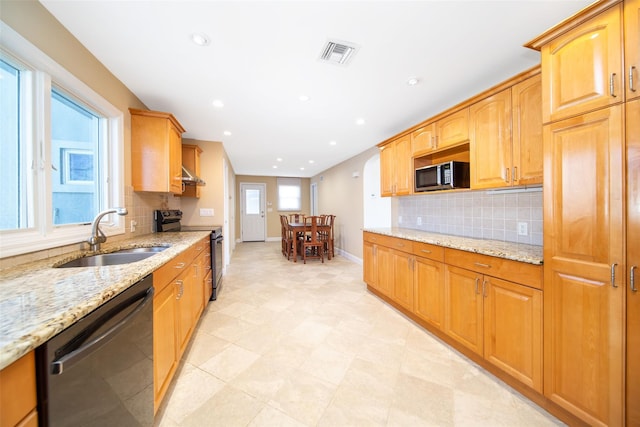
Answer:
[
  {"xmin": 411, "ymin": 124, "xmax": 436, "ymax": 156},
  {"xmin": 627, "ymin": 98, "xmax": 640, "ymax": 426},
  {"xmin": 176, "ymin": 266, "xmax": 195, "ymax": 356},
  {"xmin": 153, "ymin": 282, "xmax": 177, "ymax": 410},
  {"xmin": 470, "ymin": 89, "xmax": 513, "ymax": 189},
  {"xmin": 483, "ymin": 277, "xmax": 542, "ymax": 392},
  {"xmin": 375, "ymin": 245, "xmax": 394, "ymax": 297},
  {"xmin": 0, "ymin": 351, "xmax": 37, "ymax": 427},
  {"xmin": 363, "ymin": 241, "xmax": 377, "ymax": 286},
  {"xmin": 543, "ymin": 106, "xmax": 624, "ymax": 426},
  {"xmin": 512, "ymin": 74, "xmax": 543, "ymax": 186},
  {"xmin": 380, "ymin": 143, "xmax": 395, "ymax": 197},
  {"xmin": 392, "ymin": 250, "xmax": 414, "ymax": 311},
  {"xmin": 414, "ymin": 256, "xmax": 445, "ymax": 330},
  {"xmin": 168, "ymin": 123, "xmax": 183, "ymax": 195},
  {"xmin": 541, "ymin": 5, "xmax": 623, "ymax": 122},
  {"xmin": 444, "ymin": 265, "xmax": 483, "ymax": 356},
  {"xmin": 625, "ymin": 0, "xmax": 640, "ymax": 101},
  {"xmin": 436, "ymin": 108, "xmax": 469, "ymax": 149},
  {"xmin": 394, "ymin": 135, "xmax": 412, "ymax": 195}
]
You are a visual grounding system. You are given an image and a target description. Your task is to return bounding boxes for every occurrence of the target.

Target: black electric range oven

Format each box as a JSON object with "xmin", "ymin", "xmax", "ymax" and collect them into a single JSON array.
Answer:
[{"xmin": 154, "ymin": 210, "xmax": 223, "ymax": 300}]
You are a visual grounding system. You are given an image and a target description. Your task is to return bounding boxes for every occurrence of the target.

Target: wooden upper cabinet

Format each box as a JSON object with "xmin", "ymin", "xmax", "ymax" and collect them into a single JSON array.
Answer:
[
  {"xmin": 181, "ymin": 144, "xmax": 203, "ymax": 198},
  {"xmin": 470, "ymin": 89, "xmax": 513, "ymax": 189},
  {"xmin": 380, "ymin": 135, "xmax": 412, "ymax": 196},
  {"xmin": 539, "ymin": 4, "xmax": 623, "ymax": 122},
  {"xmin": 512, "ymin": 74, "xmax": 543, "ymax": 186},
  {"xmin": 436, "ymin": 108, "xmax": 469, "ymax": 149},
  {"xmin": 626, "ymin": 0, "xmax": 640, "ymax": 100},
  {"xmin": 411, "ymin": 124, "xmax": 436, "ymax": 156},
  {"xmin": 130, "ymin": 108, "xmax": 185, "ymax": 195}
]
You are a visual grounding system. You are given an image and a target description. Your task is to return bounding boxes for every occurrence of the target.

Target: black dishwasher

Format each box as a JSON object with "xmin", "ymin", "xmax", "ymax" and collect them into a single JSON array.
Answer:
[{"xmin": 36, "ymin": 275, "xmax": 154, "ymax": 427}]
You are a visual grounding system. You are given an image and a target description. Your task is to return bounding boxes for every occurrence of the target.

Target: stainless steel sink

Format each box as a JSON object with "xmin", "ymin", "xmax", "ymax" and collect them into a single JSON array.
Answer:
[{"xmin": 55, "ymin": 246, "xmax": 168, "ymax": 268}]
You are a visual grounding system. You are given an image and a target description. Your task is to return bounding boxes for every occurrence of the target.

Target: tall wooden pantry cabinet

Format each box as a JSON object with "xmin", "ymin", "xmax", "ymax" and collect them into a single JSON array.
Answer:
[{"xmin": 526, "ymin": 0, "xmax": 638, "ymax": 425}]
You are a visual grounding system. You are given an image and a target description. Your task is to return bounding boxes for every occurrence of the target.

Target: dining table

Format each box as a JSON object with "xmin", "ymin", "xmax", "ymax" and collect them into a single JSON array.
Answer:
[{"xmin": 287, "ymin": 222, "xmax": 331, "ymax": 262}]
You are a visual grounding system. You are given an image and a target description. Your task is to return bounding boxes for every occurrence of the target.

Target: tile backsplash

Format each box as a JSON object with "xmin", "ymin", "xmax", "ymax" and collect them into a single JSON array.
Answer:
[{"xmin": 397, "ymin": 188, "xmax": 543, "ymax": 246}]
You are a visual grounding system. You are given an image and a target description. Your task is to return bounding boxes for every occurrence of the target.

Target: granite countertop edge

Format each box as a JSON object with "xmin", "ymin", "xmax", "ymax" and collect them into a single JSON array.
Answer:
[
  {"xmin": 0, "ymin": 231, "xmax": 210, "ymax": 370},
  {"xmin": 363, "ymin": 227, "xmax": 543, "ymax": 265}
]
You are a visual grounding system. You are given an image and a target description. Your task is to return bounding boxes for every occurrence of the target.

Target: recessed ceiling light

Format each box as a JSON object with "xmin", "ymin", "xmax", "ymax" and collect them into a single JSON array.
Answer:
[
  {"xmin": 191, "ymin": 33, "xmax": 211, "ymax": 46},
  {"xmin": 223, "ymin": 131, "xmax": 232, "ymax": 136},
  {"xmin": 308, "ymin": 160, "xmax": 315, "ymax": 164},
  {"xmin": 276, "ymin": 157, "xmax": 283, "ymax": 162},
  {"xmin": 329, "ymin": 140, "xmax": 337, "ymax": 146},
  {"xmin": 356, "ymin": 118, "xmax": 366, "ymax": 125},
  {"xmin": 407, "ymin": 77, "xmax": 419, "ymax": 86},
  {"xmin": 212, "ymin": 100, "xmax": 224, "ymax": 108},
  {"xmin": 300, "ymin": 167, "xmax": 305, "ymax": 171},
  {"xmin": 272, "ymin": 165, "xmax": 278, "ymax": 169},
  {"xmin": 299, "ymin": 95, "xmax": 310, "ymax": 102}
]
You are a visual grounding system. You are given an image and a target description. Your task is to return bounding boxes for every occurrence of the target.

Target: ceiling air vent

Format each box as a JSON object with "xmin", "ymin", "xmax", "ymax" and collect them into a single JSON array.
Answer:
[{"xmin": 319, "ymin": 40, "xmax": 359, "ymax": 66}]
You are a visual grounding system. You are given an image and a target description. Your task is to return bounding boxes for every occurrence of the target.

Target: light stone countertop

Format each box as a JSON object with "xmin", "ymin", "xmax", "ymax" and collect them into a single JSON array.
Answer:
[
  {"xmin": 363, "ymin": 228, "xmax": 543, "ymax": 265},
  {"xmin": 0, "ymin": 231, "xmax": 210, "ymax": 370}
]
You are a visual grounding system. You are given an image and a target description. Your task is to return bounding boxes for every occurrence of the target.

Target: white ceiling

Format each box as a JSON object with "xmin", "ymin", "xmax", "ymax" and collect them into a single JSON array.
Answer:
[{"xmin": 39, "ymin": 0, "xmax": 592, "ymax": 178}]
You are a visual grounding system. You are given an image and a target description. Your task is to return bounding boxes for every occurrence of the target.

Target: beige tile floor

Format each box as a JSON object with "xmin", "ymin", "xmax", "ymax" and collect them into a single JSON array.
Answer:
[{"xmin": 155, "ymin": 242, "xmax": 563, "ymax": 427}]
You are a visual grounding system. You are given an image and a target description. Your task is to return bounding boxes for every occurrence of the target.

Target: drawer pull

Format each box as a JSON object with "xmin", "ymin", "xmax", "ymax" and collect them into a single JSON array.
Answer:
[
  {"xmin": 474, "ymin": 262, "xmax": 491, "ymax": 269},
  {"xmin": 396, "ymin": 243, "xmax": 405, "ymax": 247},
  {"xmin": 421, "ymin": 249, "xmax": 432, "ymax": 254},
  {"xmin": 611, "ymin": 263, "xmax": 618, "ymax": 288},
  {"xmin": 631, "ymin": 266, "xmax": 637, "ymax": 292},
  {"xmin": 175, "ymin": 262, "xmax": 186, "ymax": 269}
]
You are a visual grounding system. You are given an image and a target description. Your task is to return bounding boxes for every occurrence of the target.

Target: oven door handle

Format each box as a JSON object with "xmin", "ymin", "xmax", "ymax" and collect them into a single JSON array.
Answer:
[{"xmin": 51, "ymin": 287, "xmax": 154, "ymax": 375}]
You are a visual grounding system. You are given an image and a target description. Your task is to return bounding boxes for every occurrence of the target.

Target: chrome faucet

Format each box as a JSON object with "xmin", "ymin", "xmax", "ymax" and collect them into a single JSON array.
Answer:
[{"xmin": 87, "ymin": 207, "xmax": 128, "ymax": 251}]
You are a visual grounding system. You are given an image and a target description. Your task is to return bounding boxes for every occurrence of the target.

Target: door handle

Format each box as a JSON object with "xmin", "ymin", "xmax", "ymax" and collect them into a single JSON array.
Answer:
[
  {"xmin": 482, "ymin": 279, "xmax": 488, "ymax": 298},
  {"xmin": 631, "ymin": 266, "xmax": 638, "ymax": 292},
  {"xmin": 610, "ymin": 73, "xmax": 617, "ymax": 97},
  {"xmin": 630, "ymin": 66, "xmax": 637, "ymax": 92},
  {"xmin": 611, "ymin": 263, "xmax": 618, "ymax": 288},
  {"xmin": 475, "ymin": 277, "xmax": 480, "ymax": 295}
]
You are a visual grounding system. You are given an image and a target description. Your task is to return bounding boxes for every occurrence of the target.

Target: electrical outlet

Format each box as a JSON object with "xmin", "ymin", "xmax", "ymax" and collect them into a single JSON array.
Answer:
[
  {"xmin": 416, "ymin": 217, "xmax": 422, "ymax": 225},
  {"xmin": 130, "ymin": 220, "xmax": 137, "ymax": 233},
  {"xmin": 199, "ymin": 208, "xmax": 214, "ymax": 217},
  {"xmin": 517, "ymin": 222, "xmax": 528, "ymax": 236}
]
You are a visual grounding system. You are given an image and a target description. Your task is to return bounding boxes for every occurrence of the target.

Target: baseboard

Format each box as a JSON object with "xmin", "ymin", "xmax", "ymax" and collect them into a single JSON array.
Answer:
[{"xmin": 336, "ymin": 248, "xmax": 362, "ymax": 265}]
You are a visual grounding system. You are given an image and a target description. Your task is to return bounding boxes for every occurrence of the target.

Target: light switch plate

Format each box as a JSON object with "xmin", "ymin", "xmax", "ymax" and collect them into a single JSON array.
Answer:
[
  {"xmin": 416, "ymin": 217, "xmax": 422, "ymax": 225},
  {"xmin": 199, "ymin": 208, "xmax": 214, "ymax": 217},
  {"xmin": 517, "ymin": 222, "xmax": 528, "ymax": 236}
]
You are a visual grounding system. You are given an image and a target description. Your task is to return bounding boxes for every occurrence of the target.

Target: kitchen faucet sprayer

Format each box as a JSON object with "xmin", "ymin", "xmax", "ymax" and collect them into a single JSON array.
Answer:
[{"xmin": 87, "ymin": 207, "xmax": 128, "ymax": 251}]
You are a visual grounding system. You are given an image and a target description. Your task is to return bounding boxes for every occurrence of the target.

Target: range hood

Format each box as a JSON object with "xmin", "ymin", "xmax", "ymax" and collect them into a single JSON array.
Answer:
[{"xmin": 182, "ymin": 165, "xmax": 206, "ymax": 186}]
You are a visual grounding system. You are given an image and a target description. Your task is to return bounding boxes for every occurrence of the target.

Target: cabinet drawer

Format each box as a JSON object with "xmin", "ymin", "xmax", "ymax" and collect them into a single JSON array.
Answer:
[
  {"xmin": 154, "ymin": 251, "xmax": 191, "ymax": 293},
  {"xmin": 444, "ymin": 248, "xmax": 542, "ymax": 289},
  {"xmin": 412, "ymin": 241, "xmax": 444, "ymax": 262}
]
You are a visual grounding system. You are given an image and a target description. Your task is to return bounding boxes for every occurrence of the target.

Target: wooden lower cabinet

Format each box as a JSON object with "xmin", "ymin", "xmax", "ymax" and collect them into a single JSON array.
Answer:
[
  {"xmin": 0, "ymin": 351, "xmax": 37, "ymax": 427},
  {"xmin": 483, "ymin": 277, "xmax": 542, "ymax": 392},
  {"xmin": 363, "ymin": 232, "xmax": 543, "ymax": 396},
  {"xmin": 444, "ymin": 265, "xmax": 484, "ymax": 355},
  {"xmin": 413, "ymin": 256, "xmax": 445, "ymax": 330},
  {"xmin": 153, "ymin": 236, "xmax": 210, "ymax": 413}
]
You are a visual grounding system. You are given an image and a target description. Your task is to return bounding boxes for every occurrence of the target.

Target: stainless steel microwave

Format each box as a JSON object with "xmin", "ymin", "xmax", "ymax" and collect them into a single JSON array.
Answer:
[{"xmin": 415, "ymin": 161, "xmax": 470, "ymax": 192}]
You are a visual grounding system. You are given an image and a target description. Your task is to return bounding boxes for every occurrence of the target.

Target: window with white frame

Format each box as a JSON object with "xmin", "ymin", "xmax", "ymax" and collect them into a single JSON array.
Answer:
[
  {"xmin": 277, "ymin": 177, "xmax": 302, "ymax": 211},
  {"xmin": 0, "ymin": 23, "xmax": 124, "ymax": 257}
]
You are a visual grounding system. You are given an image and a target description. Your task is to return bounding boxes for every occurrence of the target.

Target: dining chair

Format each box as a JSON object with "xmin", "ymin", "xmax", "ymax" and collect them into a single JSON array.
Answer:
[
  {"xmin": 321, "ymin": 215, "xmax": 336, "ymax": 260},
  {"xmin": 300, "ymin": 216, "xmax": 324, "ymax": 264},
  {"xmin": 280, "ymin": 215, "xmax": 295, "ymax": 261},
  {"xmin": 289, "ymin": 213, "xmax": 305, "ymax": 223}
]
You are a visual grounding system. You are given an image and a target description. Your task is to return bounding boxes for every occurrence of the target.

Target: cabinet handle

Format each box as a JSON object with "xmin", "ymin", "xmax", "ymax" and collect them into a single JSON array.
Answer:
[
  {"xmin": 475, "ymin": 277, "xmax": 480, "ymax": 295},
  {"xmin": 630, "ymin": 66, "xmax": 637, "ymax": 92},
  {"xmin": 474, "ymin": 262, "xmax": 491, "ymax": 269},
  {"xmin": 611, "ymin": 263, "xmax": 618, "ymax": 288},
  {"xmin": 434, "ymin": 136, "xmax": 438, "ymax": 149},
  {"xmin": 610, "ymin": 73, "xmax": 617, "ymax": 97},
  {"xmin": 176, "ymin": 280, "xmax": 184, "ymax": 299},
  {"xmin": 505, "ymin": 168, "xmax": 510, "ymax": 183},
  {"xmin": 631, "ymin": 266, "xmax": 638, "ymax": 292},
  {"xmin": 482, "ymin": 280, "xmax": 488, "ymax": 298},
  {"xmin": 175, "ymin": 262, "xmax": 186, "ymax": 269},
  {"xmin": 513, "ymin": 167, "xmax": 518, "ymax": 182},
  {"xmin": 421, "ymin": 249, "xmax": 431, "ymax": 254}
]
